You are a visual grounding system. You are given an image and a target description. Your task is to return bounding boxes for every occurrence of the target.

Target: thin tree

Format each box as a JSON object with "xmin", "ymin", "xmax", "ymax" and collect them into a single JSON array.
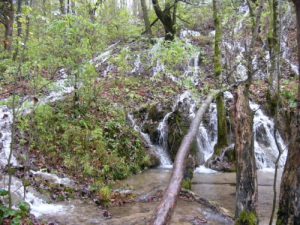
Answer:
[
  {"xmin": 276, "ymin": 0, "xmax": 300, "ymax": 224},
  {"xmin": 141, "ymin": 0, "xmax": 152, "ymax": 37},
  {"xmin": 268, "ymin": 0, "xmax": 280, "ymax": 109},
  {"xmin": 213, "ymin": 0, "xmax": 228, "ymax": 157},
  {"xmin": 59, "ymin": 0, "xmax": 65, "ymax": 14}
]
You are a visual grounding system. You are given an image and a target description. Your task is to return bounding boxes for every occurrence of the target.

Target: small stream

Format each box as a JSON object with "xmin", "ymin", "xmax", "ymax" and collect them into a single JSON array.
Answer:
[{"xmin": 42, "ymin": 168, "xmax": 278, "ymax": 225}]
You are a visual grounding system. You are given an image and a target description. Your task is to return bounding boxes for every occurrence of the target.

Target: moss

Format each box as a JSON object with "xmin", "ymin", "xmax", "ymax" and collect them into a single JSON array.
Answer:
[
  {"xmin": 182, "ymin": 179, "xmax": 192, "ymax": 190},
  {"xmin": 214, "ymin": 94, "xmax": 228, "ymax": 156},
  {"xmin": 266, "ymin": 89, "xmax": 278, "ymax": 116},
  {"xmin": 236, "ymin": 211, "xmax": 258, "ymax": 225},
  {"xmin": 167, "ymin": 112, "xmax": 197, "ymax": 161}
]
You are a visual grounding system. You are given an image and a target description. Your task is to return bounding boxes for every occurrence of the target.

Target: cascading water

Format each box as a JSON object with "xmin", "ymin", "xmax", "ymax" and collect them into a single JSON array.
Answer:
[
  {"xmin": 0, "ymin": 73, "xmax": 76, "ymax": 217},
  {"xmin": 251, "ymin": 102, "xmax": 287, "ymax": 169},
  {"xmin": 195, "ymin": 92, "xmax": 287, "ymax": 170},
  {"xmin": 196, "ymin": 103, "xmax": 217, "ymax": 164},
  {"xmin": 128, "ymin": 113, "xmax": 172, "ymax": 168}
]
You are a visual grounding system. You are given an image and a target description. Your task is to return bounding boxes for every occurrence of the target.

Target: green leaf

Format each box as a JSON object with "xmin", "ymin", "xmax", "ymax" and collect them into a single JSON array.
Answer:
[
  {"xmin": 19, "ymin": 202, "xmax": 30, "ymax": 214},
  {"xmin": 0, "ymin": 189, "xmax": 9, "ymax": 196}
]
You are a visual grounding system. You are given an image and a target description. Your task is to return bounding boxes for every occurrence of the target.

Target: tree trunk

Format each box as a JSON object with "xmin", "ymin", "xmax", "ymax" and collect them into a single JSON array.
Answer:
[
  {"xmin": 234, "ymin": 1, "xmax": 263, "ymax": 223},
  {"xmin": 13, "ymin": 0, "xmax": 23, "ymax": 60},
  {"xmin": 2, "ymin": 0, "xmax": 14, "ymax": 51},
  {"xmin": 152, "ymin": 0, "xmax": 176, "ymax": 41},
  {"xmin": 141, "ymin": 0, "xmax": 152, "ymax": 36},
  {"xmin": 267, "ymin": 0, "xmax": 280, "ymax": 114},
  {"xmin": 213, "ymin": 0, "xmax": 228, "ymax": 156},
  {"xmin": 234, "ymin": 85, "xmax": 258, "ymax": 224},
  {"xmin": 16, "ymin": 0, "xmax": 22, "ymax": 37},
  {"xmin": 151, "ymin": 90, "xmax": 219, "ymax": 225},
  {"xmin": 59, "ymin": 0, "xmax": 65, "ymax": 14},
  {"xmin": 276, "ymin": 1, "xmax": 300, "ymax": 224}
]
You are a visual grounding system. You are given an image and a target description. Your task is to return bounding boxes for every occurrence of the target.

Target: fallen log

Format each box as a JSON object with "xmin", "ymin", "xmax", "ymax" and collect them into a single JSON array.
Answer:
[{"xmin": 150, "ymin": 90, "xmax": 220, "ymax": 225}]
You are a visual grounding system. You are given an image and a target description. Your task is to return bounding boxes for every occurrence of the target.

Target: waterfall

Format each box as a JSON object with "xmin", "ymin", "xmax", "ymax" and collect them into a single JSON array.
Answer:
[
  {"xmin": 0, "ymin": 70, "xmax": 77, "ymax": 217},
  {"xmin": 128, "ymin": 114, "xmax": 172, "ymax": 168},
  {"xmin": 0, "ymin": 105, "xmax": 17, "ymax": 167},
  {"xmin": 195, "ymin": 92, "xmax": 287, "ymax": 170},
  {"xmin": 251, "ymin": 102, "xmax": 287, "ymax": 169},
  {"xmin": 196, "ymin": 103, "xmax": 217, "ymax": 164}
]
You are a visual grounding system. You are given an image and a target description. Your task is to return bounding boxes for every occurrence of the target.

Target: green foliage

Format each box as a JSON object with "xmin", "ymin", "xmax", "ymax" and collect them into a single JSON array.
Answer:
[
  {"xmin": 151, "ymin": 38, "xmax": 196, "ymax": 77},
  {"xmin": 236, "ymin": 211, "xmax": 258, "ymax": 225},
  {"xmin": 0, "ymin": 200, "xmax": 30, "ymax": 225},
  {"xmin": 99, "ymin": 186, "xmax": 112, "ymax": 206},
  {"xmin": 111, "ymin": 48, "xmax": 133, "ymax": 74},
  {"xmin": 22, "ymin": 97, "xmax": 150, "ymax": 189},
  {"xmin": 182, "ymin": 179, "xmax": 192, "ymax": 190}
]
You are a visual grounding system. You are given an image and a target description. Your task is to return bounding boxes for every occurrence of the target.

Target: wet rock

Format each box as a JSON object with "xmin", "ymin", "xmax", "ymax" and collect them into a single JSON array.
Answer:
[
  {"xmin": 167, "ymin": 103, "xmax": 198, "ymax": 162},
  {"xmin": 146, "ymin": 148, "xmax": 160, "ymax": 168},
  {"xmin": 103, "ymin": 210, "xmax": 112, "ymax": 218},
  {"xmin": 133, "ymin": 103, "xmax": 172, "ymax": 145},
  {"xmin": 190, "ymin": 216, "xmax": 208, "ymax": 224},
  {"xmin": 255, "ymin": 124, "xmax": 270, "ymax": 147},
  {"xmin": 206, "ymin": 144, "xmax": 236, "ymax": 172}
]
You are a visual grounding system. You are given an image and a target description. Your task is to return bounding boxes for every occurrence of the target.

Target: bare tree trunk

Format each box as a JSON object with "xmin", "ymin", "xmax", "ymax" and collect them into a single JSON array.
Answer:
[
  {"xmin": 276, "ymin": 1, "xmax": 300, "ymax": 224},
  {"xmin": 59, "ymin": 0, "xmax": 65, "ymax": 14},
  {"xmin": 234, "ymin": 1, "xmax": 263, "ymax": 223},
  {"xmin": 13, "ymin": 0, "xmax": 23, "ymax": 61},
  {"xmin": 67, "ymin": 0, "xmax": 70, "ymax": 13},
  {"xmin": 213, "ymin": 0, "xmax": 228, "ymax": 156},
  {"xmin": 16, "ymin": 0, "xmax": 22, "ymax": 37},
  {"xmin": 2, "ymin": 0, "xmax": 14, "ymax": 51},
  {"xmin": 267, "ymin": 0, "xmax": 280, "ymax": 113},
  {"xmin": 234, "ymin": 85, "xmax": 258, "ymax": 224},
  {"xmin": 141, "ymin": 0, "xmax": 152, "ymax": 36},
  {"xmin": 151, "ymin": 90, "xmax": 219, "ymax": 225}
]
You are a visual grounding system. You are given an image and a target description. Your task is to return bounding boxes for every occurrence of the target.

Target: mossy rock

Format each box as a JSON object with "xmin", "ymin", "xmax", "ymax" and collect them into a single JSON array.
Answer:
[
  {"xmin": 236, "ymin": 211, "xmax": 258, "ymax": 225},
  {"xmin": 167, "ymin": 109, "xmax": 198, "ymax": 162},
  {"xmin": 206, "ymin": 144, "xmax": 236, "ymax": 172},
  {"xmin": 142, "ymin": 122, "xmax": 160, "ymax": 144}
]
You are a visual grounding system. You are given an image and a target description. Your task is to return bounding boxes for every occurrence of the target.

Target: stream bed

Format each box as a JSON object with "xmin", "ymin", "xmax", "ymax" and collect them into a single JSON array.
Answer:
[{"xmin": 37, "ymin": 168, "xmax": 280, "ymax": 225}]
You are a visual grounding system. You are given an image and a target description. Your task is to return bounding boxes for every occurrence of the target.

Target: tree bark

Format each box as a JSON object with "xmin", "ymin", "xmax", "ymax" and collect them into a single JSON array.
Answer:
[
  {"xmin": 267, "ymin": 0, "xmax": 280, "ymax": 112},
  {"xmin": 213, "ymin": 0, "xmax": 228, "ymax": 156},
  {"xmin": 152, "ymin": 0, "xmax": 177, "ymax": 41},
  {"xmin": 16, "ymin": 0, "xmax": 22, "ymax": 37},
  {"xmin": 59, "ymin": 0, "xmax": 65, "ymax": 14},
  {"xmin": 1, "ymin": 0, "xmax": 14, "ymax": 51},
  {"xmin": 150, "ymin": 90, "xmax": 219, "ymax": 225},
  {"xmin": 141, "ymin": 0, "xmax": 152, "ymax": 36},
  {"xmin": 276, "ymin": 1, "xmax": 300, "ymax": 224},
  {"xmin": 234, "ymin": 85, "xmax": 258, "ymax": 223},
  {"xmin": 234, "ymin": 1, "xmax": 263, "ymax": 223}
]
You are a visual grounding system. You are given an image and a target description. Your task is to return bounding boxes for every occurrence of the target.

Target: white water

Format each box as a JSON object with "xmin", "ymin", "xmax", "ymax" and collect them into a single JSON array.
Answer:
[
  {"xmin": 194, "ymin": 165, "xmax": 218, "ymax": 174},
  {"xmin": 0, "ymin": 73, "xmax": 74, "ymax": 216},
  {"xmin": 0, "ymin": 175, "xmax": 68, "ymax": 217},
  {"xmin": 195, "ymin": 93, "xmax": 287, "ymax": 169},
  {"xmin": 196, "ymin": 104, "xmax": 217, "ymax": 164},
  {"xmin": 30, "ymin": 170, "xmax": 75, "ymax": 188},
  {"xmin": 251, "ymin": 102, "xmax": 287, "ymax": 169},
  {"xmin": 0, "ymin": 105, "xmax": 17, "ymax": 167},
  {"xmin": 128, "ymin": 113, "xmax": 173, "ymax": 168}
]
